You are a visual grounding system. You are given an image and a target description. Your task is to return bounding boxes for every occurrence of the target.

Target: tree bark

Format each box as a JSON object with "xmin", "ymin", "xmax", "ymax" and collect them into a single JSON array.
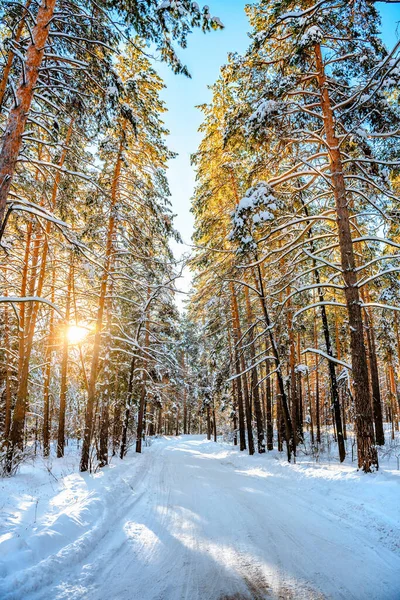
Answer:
[
  {"xmin": 230, "ymin": 285, "xmax": 246, "ymax": 451},
  {"xmin": 120, "ymin": 356, "xmax": 135, "ymax": 459},
  {"xmin": 3, "ymin": 267, "xmax": 12, "ymax": 439},
  {"xmin": 266, "ymin": 369, "xmax": 273, "ymax": 450},
  {"xmin": 241, "ymin": 362, "xmax": 255, "ymax": 455},
  {"xmin": 112, "ymin": 402, "xmax": 122, "ymax": 456},
  {"xmin": 362, "ymin": 290, "xmax": 385, "ymax": 445},
  {"xmin": 288, "ymin": 298, "xmax": 298, "ymax": 454},
  {"xmin": 98, "ymin": 277, "xmax": 115, "ymax": 467},
  {"xmin": 212, "ymin": 402, "xmax": 217, "ymax": 442},
  {"xmin": 244, "ymin": 286, "xmax": 265, "ymax": 452},
  {"xmin": 206, "ymin": 404, "xmax": 211, "ymax": 440},
  {"xmin": 227, "ymin": 325, "xmax": 238, "ymax": 445},
  {"xmin": 6, "ymin": 120, "xmax": 74, "ymax": 470},
  {"xmin": 0, "ymin": 0, "xmax": 32, "ymax": 110},
  {"xmin": 0, "ymin": 0, "xmax": 57, "ymax": 227},
  {"xmin": 253, "ymin": 262, "xmax": 294, "ymax": 461},
  {"xmin": 148, "ymin": 402, "xmax": 156, "ymax": 437},
  {"xmin": 182, "ymin": 352, "xmax": 187, "ymax": 434},
  {"xmin": 57, "ymin": 258, "xmax": 73, "ymax": 458},
  {"xmin": 297, "ymin": 333, "xmax": 304, "ymax": 439},
  {"xmin": 314, "ymin": 314, "xmax": 321, "ymax": 445},
  {"xmin": 314, "ymin": 43, "xmax": 377, "ymax": 472},
  {"xmin": 80, "ymin": 138, "xmax": 123, "ymax": 472},
  {"xmin": 136, "ymin": 288, "xmax": 151, "ymax": 454},
  {"xmin": 43, "ymin": 268, "xmax": 55, "ymax": 457},
  {"xmin": 300, "ymin": 196, "xmax": 345, "ymax": 461},
  {"xmin": 157, "ymin": 403, "xmax": 163, "ymax": 434}
]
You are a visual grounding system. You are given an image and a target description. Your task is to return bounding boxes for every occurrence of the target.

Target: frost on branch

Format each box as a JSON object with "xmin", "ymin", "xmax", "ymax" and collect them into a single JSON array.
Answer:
[
  {"xmin": 299, "ymin": 25, "xmax": 323, "ymax": 48},
  {"xmin": 228, "ymin": 182, "xmax": 278, "ymax": 254},
  {"xmin": 248, "ymin": 99, "xmax": 283, "ymax": 132},
  {"xmin": 156, "ymin": 1, "xmax": 224, "ymax": 31}
]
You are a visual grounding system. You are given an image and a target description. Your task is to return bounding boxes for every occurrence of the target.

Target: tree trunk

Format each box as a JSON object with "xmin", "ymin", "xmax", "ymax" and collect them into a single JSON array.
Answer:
[
  {"xmin": 0, "ymin": 0, "xmax": 57, "ymax": 226},
  {"xmin": 0, "ymin": 0, "xmax": 32, "ymax": 110},
  {"xmin": 232, "ymin": 380, "xmax": 238, "ymax": 446},
  {"xmin": 157, "ymin": 404, "xmax": 163, "ymax": 434},
  {"xmin": 266, "ymin": 370, "xmax": 273, "ymax": 450},
  {"xmin": 288, "ymin": 298, "xmax": 298, "ymax": 454},
  {"xmin": 297, "ymin": 332, "xmax": 304, "ymax": 439},
  {"xmin": 182, "ymin": 352, "xmax": 187, "ymax": 434},
  {"xmin": 301, "ymin": 196, "xmax": 345, "ymax": 461},
  {"xmin": 6, "ymin": 120, "xmax": 74, "ymax": 470},
  {"xmin": 80, "ymin": 138, "xmax": 123, "ymax": 472},
  {"xmin": 99, "ymin": 398, "xmax": 109, "ymax": 467},
  {"xmin": 212, "ymin": 403, "xmax": 217, "ymax": 442},
  {"xmin": 230, "ymin": 286, "xmax": 246, "ymax": 451},
  {"xmin": 314, "ymin": 316, "xmax": 321, "ymax": 445},
  {"xmin": 98, "ymin": 280, "xmax": 115, "ymax": 467},
  {"xmin": 57, "ymin": 258, "xmax": 73, "ymax": 458},
  {"xmin": 3, "ymin": 267, "xmax": 12, "ymax": 439},
  {"xmin": 206, "ymin": 404, "xmax": 211, "ymax": 440},
  {"xmin": 120, "ymin": 356, "xmax": 136, "ymax": 459},
  {"xmin": 241, "ymin": 364, "xmax": 255, "ymax": 455},
  {"xmin": 362, "ymin": 290, "xmax": 385, "ymax": 445},
  {"xmin": 244, "ymin": 286, "xmax": 265, "ymax": 452},
  {"xmin": 228, "ymin": 326, "xmax": 238, "ymax": 445},
  {"xmin": 136, "ymin": 289, "xmax": 151, "ymax": 454},
  {"xmin": 175, "ymin": 406, "xmax": 179, "ymax": 437},
  {"xmin": 314, "ymin": 43, "xmax": 377, "ymax": 472},
  {"xmin": 135, "ymin": 385, "xmax": 147, "ymax": 453},
  {"xmin": 388, "ymin": 362, "xmax": 398, "ymax": 428},
  {"xmin": 254, "ymin": 262, "xmax": 294, "ymax": 461},
  {"xmin": 148, "ymin": 402, "xmax": 156, "ymax": 437},
  {"xmin": 112, "ymin": 402, "xmax": 122, "ymax": 456},
  {"xmin": 43, "ymin": 268, "xmax": 55, "ymax": 457},
  {"xmin": 17, "ymin": 222, "xmax": 32, "ymax": 384}
]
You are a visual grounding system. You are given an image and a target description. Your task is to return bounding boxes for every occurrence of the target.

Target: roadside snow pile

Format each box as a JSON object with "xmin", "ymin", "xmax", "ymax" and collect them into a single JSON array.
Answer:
[
  {"xmin": 0, "ymin": 442, "xmax": 149, "ymax": 599},
  {"xmin": 217, "ymin": 438, "xmax": 400, "ymax": 558}
]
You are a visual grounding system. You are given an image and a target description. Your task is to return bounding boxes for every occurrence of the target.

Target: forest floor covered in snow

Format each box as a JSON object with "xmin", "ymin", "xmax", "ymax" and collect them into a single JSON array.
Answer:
[{"xmin": 0, "ymin": 435, "xmax": 399, "ymax": 600}]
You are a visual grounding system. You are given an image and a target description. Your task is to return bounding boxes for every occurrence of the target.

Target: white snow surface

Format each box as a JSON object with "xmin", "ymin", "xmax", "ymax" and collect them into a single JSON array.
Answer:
[{"xmin": 1, "ymin": 436, "xmax": 399, "ymax": 600}]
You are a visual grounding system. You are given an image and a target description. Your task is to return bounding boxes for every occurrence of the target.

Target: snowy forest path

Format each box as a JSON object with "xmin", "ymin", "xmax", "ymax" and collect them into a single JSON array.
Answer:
[{"xmin": 2, "ymin": 436, "xmax": 400, "ymax": 600}]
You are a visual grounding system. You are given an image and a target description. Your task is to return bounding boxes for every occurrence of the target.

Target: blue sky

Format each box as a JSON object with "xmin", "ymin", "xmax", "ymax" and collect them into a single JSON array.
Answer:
[
  {"xmin": 156, "ymin": 1, "xmax": 400, "ymax": 300},
  {"xmin": 157, "ymin": 0, "xmax": 250, "ymax": 247}
]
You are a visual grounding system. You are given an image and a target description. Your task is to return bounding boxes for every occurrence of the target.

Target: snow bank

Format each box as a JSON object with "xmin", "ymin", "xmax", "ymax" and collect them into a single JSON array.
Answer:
[{"xmin": 0, "ymin": 441, "xmax": 152, "ymax": 599}]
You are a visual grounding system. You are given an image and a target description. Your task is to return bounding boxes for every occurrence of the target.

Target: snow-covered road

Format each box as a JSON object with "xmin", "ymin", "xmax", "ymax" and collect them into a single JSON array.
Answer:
[{"xmin": 1, "ymin": 436, "xmax": 400, "ymax": 600}]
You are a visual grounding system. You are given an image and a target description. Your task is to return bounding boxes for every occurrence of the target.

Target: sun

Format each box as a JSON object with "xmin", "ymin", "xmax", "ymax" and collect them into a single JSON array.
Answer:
[{"xmin": 67, "ymin": 324, "xmax": 88, "ymax": 345}]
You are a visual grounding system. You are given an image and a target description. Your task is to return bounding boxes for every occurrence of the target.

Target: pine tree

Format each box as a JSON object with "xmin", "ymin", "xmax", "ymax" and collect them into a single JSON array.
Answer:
[{"xmin": 220, "ymin": 0, "xmax": 400, "ymax": 471}]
